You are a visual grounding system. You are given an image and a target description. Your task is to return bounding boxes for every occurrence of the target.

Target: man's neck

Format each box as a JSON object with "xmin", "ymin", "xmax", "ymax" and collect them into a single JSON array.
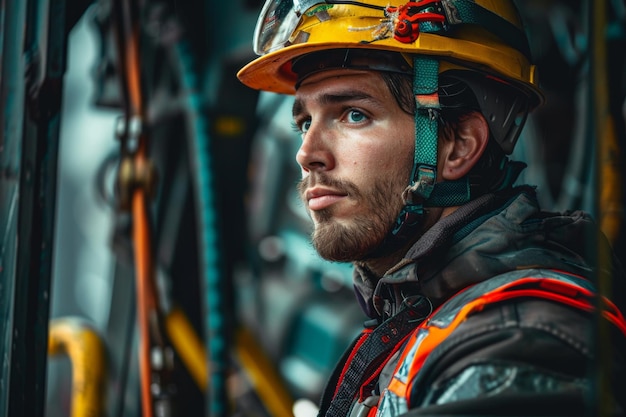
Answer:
[
  {"xmin": 357, "ymin": 237, "xmax": 418, "ymax": 276},
  {"xmin": 358, "ymin": 206, "xmax": 456, "ymax": 277}
]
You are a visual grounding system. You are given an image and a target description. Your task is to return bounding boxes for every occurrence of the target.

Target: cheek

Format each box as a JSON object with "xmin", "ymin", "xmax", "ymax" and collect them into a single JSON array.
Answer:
[
  {"xmin": 348, "ymin": 150, "xmax": 412, "ymax": 188},
  {"xmin": 344, "ymin": 147, "xmax": 387, "ymax": 175},
  {"xmin": 374, "ymin": 143, "xmax": 413, "ymax": 173},
  {"xmin": 338, "ymin": 124, "xmax": 414, "ymax": 176}
]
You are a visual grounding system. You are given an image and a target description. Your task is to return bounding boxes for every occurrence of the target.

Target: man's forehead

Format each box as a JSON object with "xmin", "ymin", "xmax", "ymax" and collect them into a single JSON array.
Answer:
[
  {"xmin": 297, "ymin": 68, "xmax": 379, "ymax": 89},
  {"xmin": 292, "ymin": 70, "xmax": 385, "ymax": 114},
  {"xmin": 291, "ymin": 49, "xmax": 412, "ymax": 88}
]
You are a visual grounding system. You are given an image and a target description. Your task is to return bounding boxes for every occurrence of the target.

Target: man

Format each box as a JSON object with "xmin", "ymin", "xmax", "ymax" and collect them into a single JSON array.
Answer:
[{"xmin": 238, "ymin": 1, "xmax": 626, "ymax": 416}]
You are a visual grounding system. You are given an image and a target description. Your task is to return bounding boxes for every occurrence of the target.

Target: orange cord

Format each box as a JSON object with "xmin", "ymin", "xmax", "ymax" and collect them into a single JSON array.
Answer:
[
  {"xmin": 126, "ymin": 31, "xmax": 143, "ymax": 117},
  {"xmin": 119, "ymin": 3, "xmax": 158, "ymax": 414},
  {"xmin": 132, "ymin": 182, "xmax": 156, "ymax": 417}
]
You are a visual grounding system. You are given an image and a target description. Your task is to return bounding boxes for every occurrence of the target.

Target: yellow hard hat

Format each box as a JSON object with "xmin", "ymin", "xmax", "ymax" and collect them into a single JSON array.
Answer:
[{"xmin": 237, "ymin": 0, "xmax": 543, "ymax": 107}]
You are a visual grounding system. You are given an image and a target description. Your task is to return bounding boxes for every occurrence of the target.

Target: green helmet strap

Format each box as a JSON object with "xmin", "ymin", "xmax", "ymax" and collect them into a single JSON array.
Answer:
[
  {"xmin": 392, "ymin": 55, "xmax": 473, "ymax": 237},
  {"xmin": 407, "ymin": 56, "xmax": 439, "ymax": 201},
  {"xmin": 392, "ymin": 56, "xmax": 439, "ymax": 237},
  {"xmin": 427, "ymin": 179, "xmax": 470, "ymax": 206}
]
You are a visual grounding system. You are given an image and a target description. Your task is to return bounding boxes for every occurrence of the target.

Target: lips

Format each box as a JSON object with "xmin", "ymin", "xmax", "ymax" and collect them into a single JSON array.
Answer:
[{"xmin": 305, "ymin": 187, "xmax": 348, "ymax": 211}]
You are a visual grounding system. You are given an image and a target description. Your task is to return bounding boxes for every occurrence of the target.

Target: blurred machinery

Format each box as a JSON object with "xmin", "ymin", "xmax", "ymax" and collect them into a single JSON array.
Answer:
[{"xmin": 0, "ymin": 0, "xmax": 624, "ymax": 417}]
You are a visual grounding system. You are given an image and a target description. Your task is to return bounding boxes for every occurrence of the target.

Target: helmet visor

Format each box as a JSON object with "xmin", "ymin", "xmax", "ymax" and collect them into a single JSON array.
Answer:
[
  {"xmin": 253, "ymin": 0, "xmax": 386, "ymax": 55},
  {"xmin": 253, "ymin": 0, "xmax": 301, "ymax": 55}
]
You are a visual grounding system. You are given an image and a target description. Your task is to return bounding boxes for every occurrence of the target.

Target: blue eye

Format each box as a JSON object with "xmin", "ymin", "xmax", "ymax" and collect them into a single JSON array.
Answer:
[
  {"xmin": 292, "ymin": 119, "xmax": 311, "ymax": 134},
  {"xmin": 347, "ymin": 110, "xmax": 366, "ymax": 123}
]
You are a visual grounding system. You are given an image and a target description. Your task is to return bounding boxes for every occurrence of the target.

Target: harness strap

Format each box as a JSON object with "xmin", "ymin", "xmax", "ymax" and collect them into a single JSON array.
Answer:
[{"xmin": 318, "ymin": 300, "xmax": 432, "ymax": 417}]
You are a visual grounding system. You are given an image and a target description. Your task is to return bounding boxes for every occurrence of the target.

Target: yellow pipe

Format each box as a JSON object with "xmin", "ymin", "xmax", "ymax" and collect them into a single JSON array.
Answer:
[
  {"xmin": 48, "ymin": 317, "xmax": 107, "ymax": 417},
  {"xmin": 599, "ymin": 115, "xmax": 623, "ymax": 244},
  {"xmin": 165, "ymin": 307, "xmax": 295, "ymax": 417},
  {"xmin": 165, "ymin": 307, "xmax": 208, "ymax": 389},
  {"xmin": 235, "ymin": 327, "xmax": 295, "ymax": 417}
]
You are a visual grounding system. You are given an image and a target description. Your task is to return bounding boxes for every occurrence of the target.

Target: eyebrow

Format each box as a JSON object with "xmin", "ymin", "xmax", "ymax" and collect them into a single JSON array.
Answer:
[{"xmin": 292, "ymin": 90, "xmax": 378, "ymax": 118}]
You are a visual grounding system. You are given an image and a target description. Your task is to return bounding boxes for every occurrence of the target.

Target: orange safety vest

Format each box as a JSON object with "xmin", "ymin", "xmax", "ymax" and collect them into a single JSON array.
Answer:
[
  {"xmin": 320, "ymin": 269, "xmax": 626, "ymax": 417},
  {"xmin": 375, "ymin": 271, "xmax": 626, "ymax": 417}
]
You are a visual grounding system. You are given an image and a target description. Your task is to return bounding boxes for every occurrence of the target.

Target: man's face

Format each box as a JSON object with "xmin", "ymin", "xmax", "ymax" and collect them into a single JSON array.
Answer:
[{"xmin": 293, "ymin": 69, "xmax": 415, "ymax": 262}]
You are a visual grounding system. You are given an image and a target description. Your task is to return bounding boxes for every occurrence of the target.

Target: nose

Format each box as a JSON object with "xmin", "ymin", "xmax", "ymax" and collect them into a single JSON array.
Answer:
[{"xmin": 295, "ymin": 123, "xmax": 334, "ymax": 174}]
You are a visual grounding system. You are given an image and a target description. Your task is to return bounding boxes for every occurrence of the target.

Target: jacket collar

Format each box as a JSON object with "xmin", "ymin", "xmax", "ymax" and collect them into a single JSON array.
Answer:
[{"xmin": 354, "ymin": 186, "xmax": 597, "ymax": 319}]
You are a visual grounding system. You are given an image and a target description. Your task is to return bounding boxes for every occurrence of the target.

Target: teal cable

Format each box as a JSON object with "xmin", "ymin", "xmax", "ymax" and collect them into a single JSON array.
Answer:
[{"xmin": 176, "ymin": 41, "xmax": 228, "ymax": 417}]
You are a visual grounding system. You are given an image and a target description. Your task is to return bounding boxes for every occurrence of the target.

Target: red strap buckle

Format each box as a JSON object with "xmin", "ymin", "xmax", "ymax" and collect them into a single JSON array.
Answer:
[{"xmin": 387, "ymin": 1, "xmax": 446, "ymax": 43}]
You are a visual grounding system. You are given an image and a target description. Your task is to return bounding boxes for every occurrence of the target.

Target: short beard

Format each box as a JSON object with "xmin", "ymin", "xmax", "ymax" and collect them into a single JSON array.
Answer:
[{"xmin": 298, "ymin": 174, "xmax": 405, "ymax": 263}]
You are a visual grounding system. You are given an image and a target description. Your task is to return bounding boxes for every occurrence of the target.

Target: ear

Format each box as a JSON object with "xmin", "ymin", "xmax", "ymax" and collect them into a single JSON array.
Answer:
[{"xmin": 439, "ymin": 112, "xmax": 490, "ymax": 181}]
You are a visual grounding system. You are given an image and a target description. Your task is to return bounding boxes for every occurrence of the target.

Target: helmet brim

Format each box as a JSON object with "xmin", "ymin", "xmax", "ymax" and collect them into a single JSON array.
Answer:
[{"xmin": 237, "ymin": 35, "xmax": 544, "ymax": 108}]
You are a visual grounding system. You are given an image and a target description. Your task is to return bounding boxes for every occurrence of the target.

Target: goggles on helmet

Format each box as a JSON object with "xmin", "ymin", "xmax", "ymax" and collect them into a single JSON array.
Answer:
[
  {"xmin": 254, "ymin": 1, "xmax": 388, "ymax": 55},
  {"xmin": 253, "ymin": 0, "xmax": 450, "ymax": 56}
]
